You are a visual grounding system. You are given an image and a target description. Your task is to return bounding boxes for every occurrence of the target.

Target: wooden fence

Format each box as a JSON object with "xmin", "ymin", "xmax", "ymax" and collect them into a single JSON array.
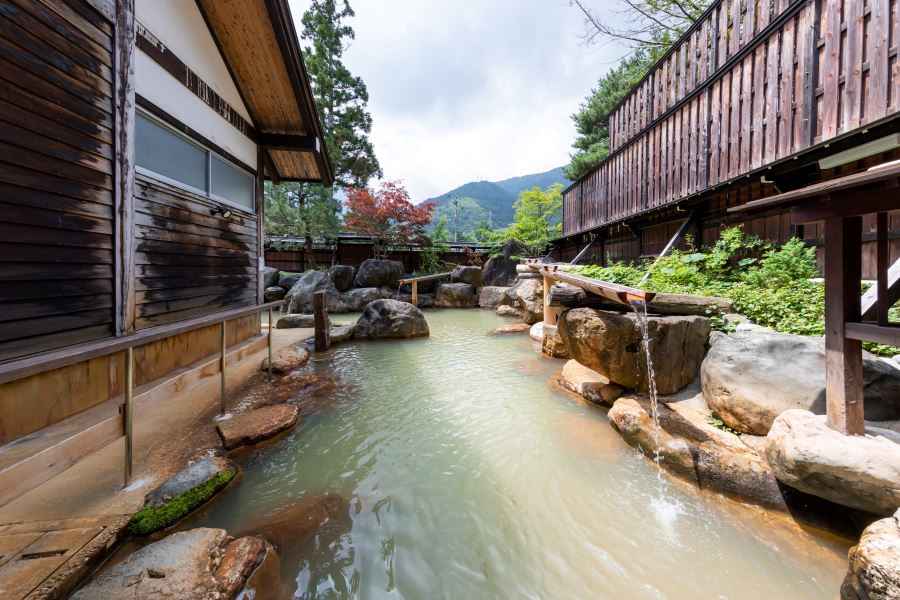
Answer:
[
  {"xmin": 264, "ymin": 242, "xmax": 488, "ymax": 274},
  {"xmin": 563, "ymin": 0, "xmax": 900, "ymax": 237}
]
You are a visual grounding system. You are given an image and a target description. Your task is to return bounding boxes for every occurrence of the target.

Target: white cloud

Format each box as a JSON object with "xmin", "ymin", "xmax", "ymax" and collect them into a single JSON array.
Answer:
[{"xmin": 288, "ymin": 0, "xmax": 627, "ymax": 200}]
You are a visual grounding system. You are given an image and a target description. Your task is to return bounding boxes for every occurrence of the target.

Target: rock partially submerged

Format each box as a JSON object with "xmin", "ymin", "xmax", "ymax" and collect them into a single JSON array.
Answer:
[
  {"xmin": 71, "ymin": 528, "xmax": 267, "ymax": 600},
  {"xmin": 702, "ymin": 331, "xmax": 900, "ymax": 435},
  {"xmin": 129, "ymin": 456, "xmax": 239, "ymax": 535},
  {"xmin": 496, "ymin": 304, "xmax": 522, "ymax": 319},
  {"xmin": 435, "ymin": 282, "xmax": 477, "ymax": 308},
  {"xmin": 765, "ymin": 410, "xmax": 900, "ymax": 516},
  {"xmin": 232, "ymin": 494, "xmax": 349, "ymax": 556},
  {"xmin": 557, "ymin": 360, "xmax": 622, "ymax": 405},
  {"xmin": 261, "ymin": 342, "xmax": 309, "ymax": 374},
  {"xmin": 491, "ymin": 323, "xmax": 531, "ymax": 335},
  {"xmin": 478, "ymin": 286, "xmax": 511, "ymax": 308},
  {"xmin": 510, "ymin": 278, "xmax": 543, "ymax": 324},
  {"xmin": 353, "ymin": 299, "xmax": 429, "ymax": 339},
  {"xmin": 558, "ymin": 308, "xmax": 710, "ymax": 395},
  {"xmin": 286, "ymin": 270, "xmax": 349, "ymax": 314},
  {"xmin": 276, "ymin": 313, "xmax": 327, "ymax": 329},
  {"xmin": 541, "ymin": 324, "xmax": 569, "ymax": 359},
  {"xmin": 529, "ymin": 321, "xmax": 544, "ymax": 341},
  {"xmin": 842, "ymin": 507, "xmax": 900, "ymax": 600},
  {"xmin": 217, "ymin": 404, "xmax": 301, "ymax": 451}
]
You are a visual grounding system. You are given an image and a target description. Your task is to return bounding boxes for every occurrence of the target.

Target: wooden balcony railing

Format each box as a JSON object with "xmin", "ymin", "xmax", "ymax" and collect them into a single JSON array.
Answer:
[{"xmin": 563, "ymin": 0, "xmax": 900, "ymax": 237}]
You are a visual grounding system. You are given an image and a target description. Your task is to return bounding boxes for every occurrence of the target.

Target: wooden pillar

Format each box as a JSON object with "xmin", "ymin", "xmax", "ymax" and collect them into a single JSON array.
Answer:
[
  {"xmin": 256, "ymin": 147, "xmax": 266, "ymax": 304},
  {"xmin": 824, "ymin": 216, "xmax": 864, "ymax": 435},
  {"xmin": 313, "ymin": 291, "xmax": 330, "ymax": 352},
  {"xmin": 542, "ymin": 271, "xmax": 561, "ymax": 326},
  {"xmin": 411, "ymin": 281, "xmax": 418, "ymax": 307},
  {"xmin": 113, "ymin": 0, "xmax": 136, "ymax": 335}
]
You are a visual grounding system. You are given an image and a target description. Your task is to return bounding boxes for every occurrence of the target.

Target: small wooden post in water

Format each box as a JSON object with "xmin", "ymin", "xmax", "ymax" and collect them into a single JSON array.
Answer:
[
  {"xmin": 411, "ymin": 281, "xmax": 418, "ymax": 307},
  {"xmin": 542, "ymin": 266, "xmax": 562, "ymax": 326},
  {"xmin": 313, "ymin": 291, "xmax": 331, "ymax": 352}
]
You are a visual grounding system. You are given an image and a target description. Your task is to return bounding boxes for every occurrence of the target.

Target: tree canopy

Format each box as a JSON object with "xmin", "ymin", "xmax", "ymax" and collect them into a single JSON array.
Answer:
[
  {"xmin": 492, "ymin": 184, "xmax": 563, "ymax": 256},
  {"xmin": 343, "ymin": 181, "xmax": 435, "ymax": 259}
]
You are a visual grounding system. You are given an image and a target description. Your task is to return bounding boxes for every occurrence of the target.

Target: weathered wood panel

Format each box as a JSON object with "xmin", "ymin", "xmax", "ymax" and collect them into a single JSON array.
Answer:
[
  {"xmin": 133, "ymin": 175, "xmax": 259, "ymax": 330},
  {"xmin": 0, "ymin": 0, "xmax": 115, "ymax": 363}
]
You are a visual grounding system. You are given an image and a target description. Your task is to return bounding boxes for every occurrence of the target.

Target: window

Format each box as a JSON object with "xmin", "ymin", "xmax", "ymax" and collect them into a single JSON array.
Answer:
[{"xmin": 135, "ymin": 110, "xmax": 255, "ymax": 212}]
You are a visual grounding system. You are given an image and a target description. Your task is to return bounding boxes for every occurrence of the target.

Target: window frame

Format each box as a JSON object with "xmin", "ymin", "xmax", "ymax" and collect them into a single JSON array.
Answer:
[{"xmin": 135, "ymin": 108, "xmax": 256, "ymax": 214}]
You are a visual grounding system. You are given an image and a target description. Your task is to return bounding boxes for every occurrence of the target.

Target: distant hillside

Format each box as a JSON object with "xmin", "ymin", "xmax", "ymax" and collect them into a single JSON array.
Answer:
[{"xmin": 425, "ymin": 167, "xmax": 569, "ymax": 237}]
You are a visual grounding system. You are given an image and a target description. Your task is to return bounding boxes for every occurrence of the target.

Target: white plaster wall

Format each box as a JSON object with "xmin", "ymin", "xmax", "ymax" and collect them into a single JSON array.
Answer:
[{"xmin": 135, "ymin": 0, "xmax": 256, "ymax": 166}]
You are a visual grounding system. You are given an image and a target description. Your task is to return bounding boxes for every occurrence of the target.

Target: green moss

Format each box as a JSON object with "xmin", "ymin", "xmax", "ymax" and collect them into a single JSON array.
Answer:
[{"xmin": 127, "ymin": 470, "xmax": 235, "ymax": 536}]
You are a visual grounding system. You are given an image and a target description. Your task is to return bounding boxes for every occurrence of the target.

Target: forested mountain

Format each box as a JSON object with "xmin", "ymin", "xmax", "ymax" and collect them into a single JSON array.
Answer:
[{"xmin": 425, "ymin": 166, "xmax": 568, "ymax": 237}]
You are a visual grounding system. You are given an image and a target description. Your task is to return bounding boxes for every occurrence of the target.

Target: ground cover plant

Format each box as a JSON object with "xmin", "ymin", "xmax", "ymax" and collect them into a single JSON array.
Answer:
[{"xmin": 572, "ymin": 226, "xmax": 899, "ymax": 357}]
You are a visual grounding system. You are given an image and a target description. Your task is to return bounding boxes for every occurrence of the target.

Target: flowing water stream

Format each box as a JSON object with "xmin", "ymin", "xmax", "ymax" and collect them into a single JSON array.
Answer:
[{"xmin": 198, "ymin": 310, "xmax": 848, "ymax": 599}]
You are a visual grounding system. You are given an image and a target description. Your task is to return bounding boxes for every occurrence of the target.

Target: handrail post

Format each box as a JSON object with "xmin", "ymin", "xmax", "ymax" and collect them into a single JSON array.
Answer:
[
  {"xmin": 267, "ymin": 307, "xmax": 274, "ymax": 382},
  {"xmin": 123, "ymin": 346, "xmax": 133, "ymax": 487},
  {"xmin": 220, "ymin": 321, "xmax": 227, "ymax": 415},
  {"xmin": 411, "ymin": 281, "xmax": 418, "ymax": 307}
]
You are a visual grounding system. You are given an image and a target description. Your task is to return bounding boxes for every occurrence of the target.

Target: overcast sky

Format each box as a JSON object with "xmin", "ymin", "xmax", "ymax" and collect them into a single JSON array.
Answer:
[{"xmin": 287, "ymin": 0, "xmax": 627, "ymax": 200}]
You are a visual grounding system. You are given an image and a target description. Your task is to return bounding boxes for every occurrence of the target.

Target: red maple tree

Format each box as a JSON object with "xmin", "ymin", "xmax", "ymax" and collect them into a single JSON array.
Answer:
[{"xmin": 344, "ymin": 181, "xmax": 434, "ymax": 259}]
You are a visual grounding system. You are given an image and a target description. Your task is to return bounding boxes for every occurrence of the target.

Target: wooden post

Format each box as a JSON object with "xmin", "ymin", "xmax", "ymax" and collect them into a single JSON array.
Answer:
[
  {"xmin": 542, "ymin": 270, "xmax": 562, "ymax": 326},
  {"xmin": 123, "ymin": 346, "xmax": 133, "ymax": 487},
  {"xmin": 411, "ymin": 281, "xmax": 418, "ymax": 307},
  {"xmin": 876, "ymin": 212, "xmax": 889, "ymax": 326},
  {"xmin": 313, "ymin": 291, "xmax": 330, "ymax": 352},
  {"xmin": 114, "ymin": 0, "xmax": 136, "ymax": 335},
  {"xmin": 220, "ymin": 321, "xmax": 227, "ymax": 415},
  {"xmin": 824, "ymin": 216, "xmax": 864, "ymax": 435},
  {"xmin": 267, "ymin": 307, "xmax": 274, "ymax": 382}
]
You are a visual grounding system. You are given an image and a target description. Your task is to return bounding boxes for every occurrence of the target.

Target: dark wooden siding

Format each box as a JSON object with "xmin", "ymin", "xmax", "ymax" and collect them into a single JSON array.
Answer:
[
  {"xmin": 0, "ymin": 0, "xmax": 115, "ymax": 362},
  {"xmin": 134, "ymin": 175, "xmax": 258, "ymax": 330}
]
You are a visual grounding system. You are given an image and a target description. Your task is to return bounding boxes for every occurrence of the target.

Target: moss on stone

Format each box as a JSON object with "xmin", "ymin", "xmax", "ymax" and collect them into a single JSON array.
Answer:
[{"xmin": 127, "ymin": 470, "xmax": 235, "ymax": 536}]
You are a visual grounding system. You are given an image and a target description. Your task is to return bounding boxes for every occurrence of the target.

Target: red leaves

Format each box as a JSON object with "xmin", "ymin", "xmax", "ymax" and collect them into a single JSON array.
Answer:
[{"xmin": 344, "ymin": 181, "xmax": 433, "ymax": 257}]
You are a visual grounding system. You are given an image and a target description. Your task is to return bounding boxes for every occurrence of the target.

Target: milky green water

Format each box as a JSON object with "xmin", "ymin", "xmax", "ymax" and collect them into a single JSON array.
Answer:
[{"xmin": 201, "ymin": 309, "xmax": 848, "ymax": 599}]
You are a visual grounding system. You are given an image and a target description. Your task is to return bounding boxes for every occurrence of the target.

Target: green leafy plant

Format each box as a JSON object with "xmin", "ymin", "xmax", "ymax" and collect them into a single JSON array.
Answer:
[
  {"xmin": 127, "ymin": 470, "xmax": 236, "ymax": 536},
  {"xmin": 706, "ymin": 414, "xmax": 741, "ymax": 436}
]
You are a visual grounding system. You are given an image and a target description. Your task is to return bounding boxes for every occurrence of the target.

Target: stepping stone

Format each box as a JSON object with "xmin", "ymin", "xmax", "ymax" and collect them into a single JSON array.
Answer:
[
  {"xmin": 557, "ymin": 359, "xmax": 623, "ymax": 405},
  {"xmin": 261, "ymin": 342, "xmax": 309, "ymax": 375},
  {"xmin": 216, "ymin": 405, "xmax": 300, "ymax": 451},
  {"xmin": 490, "ymin": 324, "xmax": 531, "ymax": 335},
  {"xmin": 277, "ymin": 313, "xmax": 329, "ymax": 329},
  {"xmin": 128, "ymin": 456, "xmax": 239, "ymax": 536}
]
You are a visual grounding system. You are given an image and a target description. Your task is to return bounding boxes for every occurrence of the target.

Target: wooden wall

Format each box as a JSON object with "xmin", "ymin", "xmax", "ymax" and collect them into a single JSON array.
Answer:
[
  {"xmin": 134, "ymin": 174, "xmax": 259, "ymax": 330},
  {"xmin": 0, "ymin": 0, "xmax": 116, "ymax": 362}
]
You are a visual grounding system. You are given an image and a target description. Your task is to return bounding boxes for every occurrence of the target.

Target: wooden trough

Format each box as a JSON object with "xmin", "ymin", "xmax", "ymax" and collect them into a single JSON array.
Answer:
[{"xmin": 398, "ymin": 272, "xmax": 453, "ymax": 307}]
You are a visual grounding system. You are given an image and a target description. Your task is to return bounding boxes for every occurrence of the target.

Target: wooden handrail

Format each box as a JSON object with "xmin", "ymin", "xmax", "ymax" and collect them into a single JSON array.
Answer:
[
  {"xmin": 532, "ymin": 264, "xmax": 656, "ymax": 306},
  {"xmin": 398, "ymin": 272, "xmax": 453, "ymax": 284},
  {"xmin": 0, "ymin": 300, "xmax": 286, "ymax": 385}
]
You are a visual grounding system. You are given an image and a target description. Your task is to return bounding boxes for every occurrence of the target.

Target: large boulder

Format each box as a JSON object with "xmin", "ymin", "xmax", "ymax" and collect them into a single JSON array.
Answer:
[
  {"xmin": 541, "ymin": 323, "xmax": 569, "ymax": 359},
  {"xmin": 342, "ymin": 287, "xmax": 386, "ymax": 312},
  {"xmin": 353, "ymin": 299, "xmax": 429, "ymax": 339},
  {"xmin": 557, "ymin": 360, "xmax": 623, "ymax": 405},
  {"xmin": 286, "ymin": 270, "xmax": 349, "ymax": 314},
  {"xmin": 608, "ymin": 397, "xmax": 786, "ymax": 508},
  {"xmin": 479, "ymin": 286, "xmax": 511, "ymax": 309},
  {"xmin": 483, "ymin": 240, "xmax": 527, "ymax": 286},
  {"xmin": 451, "ymin": 265, "xmax": 483, "ymax": 287},
  {"xmin": 278, "ymin": 272, "xmax": 302, "ymax": 290},
  {"xmin": 328, "ymin": 265, "xmax": 356, "ymax": 292},
  {"xmin": 261, "ymin": 341, "xmax": 309, "ymax": 374},
  {"xmin": 842, "ymin": 507, "xmax": 900, "ymax": 600},
  {"xmin": 765, "ymin": 410, "xmax": 900, "ymax": 516},
  {"xmin": 129, "ymin": 456, "xmax": 238, "ymax": 535},
  {"xmin": 216, "ymin": 404, "xmax": 301, "ymax": 451},
  {"xmin": 232, "ymin": 494, "xmax": 349, "ymax": 556},
  {"xmin": 261, "ymin": 266, "xmax": 280, "ymax": 289},
  {"xmin": 702, "ymin": 331, "xmax": 900, "ymax": 435},
  {"xmin": 558, "ymin": 308, "xmax": 710, "ymax": 395},
  {"xmin": 510, "ymin": 278, "xmax": 543, "ymax": 324},
  {"xmin": 71, "ymin": 528, "xmax": 266, "ymax": 600},
  {"xmin": 435, "ymin": 283, "xmax": 476, "ymax": 308},
  {"xmin": 263, "ymin": 286, "xmax": 286, "ymax": 302},
  {"xmin": 354, "ymin": 259, "xmax": 403, "ymax": 288},
  {"xmin": 276, "ymin": 313, "xmax": 329, "ymax": 329}
]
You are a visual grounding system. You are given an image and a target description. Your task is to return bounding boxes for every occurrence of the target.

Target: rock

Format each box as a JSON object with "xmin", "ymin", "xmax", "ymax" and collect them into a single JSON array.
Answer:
[
  {"xmin": 261, "ymin": 342, "xmax": 309, "ymax": 374},
  {"xmin": 541, "ymin": 324, "xmax": 570, "ymax": 359},
  {"xmin": 216, "ymin": 404, "xmax": 301, "ymax": 451},
  {"xmin": 451, "ymin": 265, "xmax": 483, "ymax": 287},
  {"xmin": 328, "ymin": 265, "xmax": 356, "ymax": 292},
  {"xmin": 129, "ymin": 457, "xmax": 238, "ymax": 535},
  {"xmin": 491, "ymin": 324, "xmax": 531, "ymax": 335},
  {"xmin": 735, "ymin": 321, "xmax": 770, "ymax": 332},
  {"xmin": 765, "ymin": 410, "xmax": 900, "ymax": 516},
  {"xmin": 353, "ymin": 299, "xmax": 429, "ymax": 339},
  {"xmin": 276, "ymin": 313, "xmax": 329, "ymax": 329},
  {"xmin": 608, "ymin": 397, "xmax": 786, "ymax": 507},
  {"xmin": 529, "ymin": 321, "xmax": 544, "ymax": 341},
  {"xmin": 702, "ymin": 331, "xmax": 900, "ymax": 435},
  {"xmin": 558, "ymin": 308, "xmax": 710, "ymax": 395},
  {"xmin": 342, "ymin": 287, "xmax": 385, "ymax": 312},
  {"xmin": 511, "ymin": 278, "xmax": 543, "ymax": 324},
  {"xmin": 263, "ymin": 286, "xmax": 286, "ymax": 302},
  {"xmin": 354, "ymin": 259, "xmax": 403, "ymax": 288},
  {"xmin": 557, "ymin": 360, "xmax": 623, "ymax": 405},
  {"xmin": 71, "ymin": 528, "xmax": 264, "ymax": 600},
  {"xmin": 261, "ymin": 267, "xmax": 280, "ymax": 289},
  {"xmin": 329, "ymin": 324, "xmax": 355, "ymax": 343},
  {"xmin": 434, "ymin": 283, "xmax": 477, "ymax": 308},
  {"xmin": 241, "ymin": 541, "xmax": 285, "ymax": 600},
  {"xmin": 479, "ymin": 286, "xmax": 511, "ymax": 309},
  {"xmin": 398, "ymin": 293, "xmax": 435, "ymax": 308},
  {"xmin": 270, "ymin": 374, "xmax": 337, "ymax": 405},
  {"xmin": 894, "ymin": 355, "xmax": 900, "ymax": 367},
  {"xmin": 278, "ymin": 273, "xmax": 302, "ymax": 290},
  {"xmin": 496, "ymin": 304, "xmax": 522, "ymax": 318},
  {"xmin": 232, "ymin": 494, "xmax": 349, "ymax": 556},
  {"xmin": 841, "ymin": 507, "xmax": 900, "ymax": 600},
  {"xmin": 287, "ymin": 270, "xmax": 349, "ymax": 314},
  {"xmin": 483, "ymin": 240, "xmax": 528, "ymax": 286}
]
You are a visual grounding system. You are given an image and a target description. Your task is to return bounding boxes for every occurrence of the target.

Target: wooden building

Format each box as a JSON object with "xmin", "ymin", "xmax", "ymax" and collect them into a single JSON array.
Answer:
[
  {"xmin": 554, "ymin": 0, "xmax": 900, "ymax": 275},
  {"xmin": 0, "ymin": 0, "xmax": 332, "ymax": 498}
]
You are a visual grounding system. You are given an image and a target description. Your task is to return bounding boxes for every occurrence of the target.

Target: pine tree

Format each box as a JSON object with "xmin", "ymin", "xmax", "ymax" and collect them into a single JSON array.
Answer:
[{"xmin": 264, "ymin": 0, "xmax": 381, "ymax": 267}]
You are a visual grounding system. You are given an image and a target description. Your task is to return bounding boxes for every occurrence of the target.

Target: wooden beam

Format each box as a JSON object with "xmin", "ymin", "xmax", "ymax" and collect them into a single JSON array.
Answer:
[
  {"xmin": 791, "ymin": 189, "xmax": 900, "ymax": 222},
  {"xmin": 256, "ymin": 146, "xmax": 266, "ymax": 304},
  {"xmin": 824, "ymin": 216, "xmax": 865, "ymax": 435},
  {"xmin": 114, "ymin": 0, "xmax": 136, "ymax": 335},
  {"xmin": 846, "ymin": 322, "xmax": 900, "ymax": 347},
  {"xmin": 539, "ymin": 267, "xmax": 656, "ymax": 306},
  {"xmin": 259, "ymin": 133, "xmax": 321, "ymax": 153}
]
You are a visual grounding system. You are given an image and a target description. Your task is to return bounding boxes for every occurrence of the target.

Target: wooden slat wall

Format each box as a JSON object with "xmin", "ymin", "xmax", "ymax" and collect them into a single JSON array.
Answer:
[
  {"xmin": 134, "ymin": 175, "xmax": 259, "ymax": 330},
  {"xmin": 564, "ymin": 0, "xmax": 900, "ymax": 238},
  {"xmin": 0, "ymin": 0, "xmax": 115, "ymax": 363}
]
